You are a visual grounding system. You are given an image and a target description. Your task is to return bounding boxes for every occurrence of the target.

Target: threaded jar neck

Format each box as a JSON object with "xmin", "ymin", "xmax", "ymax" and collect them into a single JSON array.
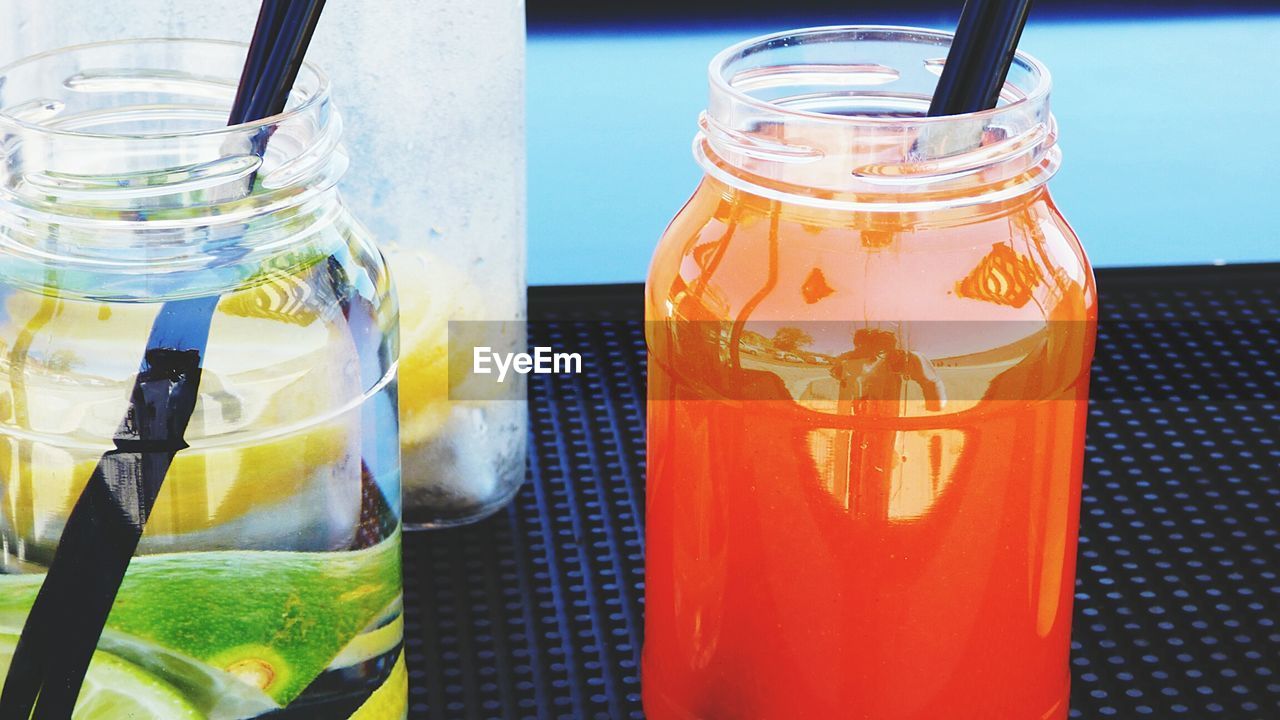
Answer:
[
  {"xmin": 697, "ymin": 26, "xmax": 1059, "ymax": 212},
  {"xmin": 0, "ymin": 38, "xmax": 347, "ymax": 277}
]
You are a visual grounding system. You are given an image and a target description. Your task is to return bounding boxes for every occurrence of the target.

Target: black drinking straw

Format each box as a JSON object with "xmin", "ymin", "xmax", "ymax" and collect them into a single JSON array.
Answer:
[
  {"xmin": 928, "ymin": 0, "xmax": 1035, "ymax": 116},
  {"xmin": 0, "ymin": 3, "xmax": 327, "ymax": 717},
  {"xmin": 230, "ymin": 0, "xmax": 287, "ymax": 124},
  {"xmin": 248, "ymin": 0, "xmax": 327, "ymax": 118}
]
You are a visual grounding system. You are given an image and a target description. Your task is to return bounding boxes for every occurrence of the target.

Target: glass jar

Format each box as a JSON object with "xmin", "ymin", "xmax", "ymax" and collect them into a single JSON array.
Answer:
[
  {"xmin": 645, "ymin": 27, "xmax": 1096, "ymax": 720},
  {"xmin": 0, "ymin": 40, "xmax": 403, "ymax": 718},
  {"xmin": 0, "ymin": 0, "xmax": 529, "ymax": 528},
  {"xmin": 330, "ymin": 1, "xmax": 528, "ymax": 527}
]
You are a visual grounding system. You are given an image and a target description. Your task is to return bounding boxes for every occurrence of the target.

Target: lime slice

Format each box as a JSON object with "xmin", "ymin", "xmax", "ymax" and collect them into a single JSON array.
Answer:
[
  {"xmin": 0, "ymin": 532, "xmax": 402, "ymax": 706},
  {"xmin": 96, "ymin": 630, "xmax": 279, "ymax": 719},
  {"xmin": 331, "ymin": 612, "xmax": 404, "ymax": 668},
  {"xmin": 349, "ymin": 651, "xmax": 407, "ymax": 720},
  {"xmin": 0, "ymin": 633, "xmax": 202, "ymax": 720}
]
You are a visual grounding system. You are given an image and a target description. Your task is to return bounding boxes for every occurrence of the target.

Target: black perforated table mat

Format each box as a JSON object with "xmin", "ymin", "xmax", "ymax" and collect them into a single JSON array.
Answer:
[{"xmin": 402, "ymin": 264, "xmax": 1280, "ymax": 720}]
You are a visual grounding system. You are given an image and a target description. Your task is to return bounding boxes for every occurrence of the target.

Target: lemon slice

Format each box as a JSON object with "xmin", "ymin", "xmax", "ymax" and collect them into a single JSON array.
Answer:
[
  {"xmin": 349, "ymin": 651, "xmax": 407, "ymax": 720},
  {"xmin": 0, "ymin": 272, "xmax": 363, "ymax": 545},
  {"xmin": 386, "ymin": 248, "xmax": 485, "ymax": 446},
  {"xmin": 331, "ymin": 610, "xmax": 405, "ymax": 668},
  {"xmin": 0, "ymin": 633, "xmax": 202, "ymax": 720}
]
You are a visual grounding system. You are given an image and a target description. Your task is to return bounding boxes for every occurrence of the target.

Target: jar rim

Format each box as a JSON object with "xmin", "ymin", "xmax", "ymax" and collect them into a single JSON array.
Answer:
[
  {"xmin": 708, "ymin": 24, "xmax": 1052, "ymax": 127},
  {"xmin": 0, "ymin": 37, "xmax": 331, "ymax": 140},
  {"xmin": 698, "ymin": 24, "xmax": 1060, "ymax": 211}
]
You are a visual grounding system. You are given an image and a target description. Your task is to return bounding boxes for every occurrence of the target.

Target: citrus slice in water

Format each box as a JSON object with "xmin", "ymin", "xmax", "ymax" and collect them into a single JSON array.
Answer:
[
  {"xmin": 0, "ymin": 282, "xmax": 361, "ymax": 542},
  {"xmin": 0, "ymin": 634, "xmax": 202, "ymax": 720},
  {"xmin": 332, "ymin": 610, "xmax": 405, "ymax": 667},
  {"xmin": 0, "ymin": 533, "xmax": 402, "ymax": 707},
  {"xmin": 349, "ymin": 651, "xmax": 407, "ymax": 720},
  {"xmin": 386, "ymin": 248, "xmax": 484, "ymax": 445}
]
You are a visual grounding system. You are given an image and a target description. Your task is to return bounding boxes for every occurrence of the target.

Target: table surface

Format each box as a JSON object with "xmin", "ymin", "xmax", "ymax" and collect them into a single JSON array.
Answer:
[{"xmin": 401, "ymin": 263, "xmax": 1280, "ymax": 719}]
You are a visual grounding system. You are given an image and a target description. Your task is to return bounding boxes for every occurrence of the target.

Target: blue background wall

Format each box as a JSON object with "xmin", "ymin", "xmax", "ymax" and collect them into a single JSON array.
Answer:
[{"xmin": 526, "ymin": 13, "xmax": 1280, "ymax": 284}]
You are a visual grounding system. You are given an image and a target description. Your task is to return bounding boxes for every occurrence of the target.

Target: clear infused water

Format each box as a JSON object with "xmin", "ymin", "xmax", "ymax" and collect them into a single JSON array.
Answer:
[{"xmin": 0, "ymin": 240, "xmax": 405, "ymax": 719}]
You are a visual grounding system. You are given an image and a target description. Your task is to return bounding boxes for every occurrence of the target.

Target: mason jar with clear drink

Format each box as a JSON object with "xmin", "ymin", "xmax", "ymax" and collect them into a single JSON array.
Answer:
[
  {"xmin": 1, "ymin": 0, "xmax": 530, "ymax": 528},
  {"xmin": 0, "ymin": 39, "xmax": 403, "ymax": 718}
]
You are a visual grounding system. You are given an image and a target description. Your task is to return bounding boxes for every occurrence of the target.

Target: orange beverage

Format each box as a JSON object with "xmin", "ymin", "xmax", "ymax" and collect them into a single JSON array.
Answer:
[{"xmin": 644, "ymin": 28, "xmax": 1097, "ymax": 719}]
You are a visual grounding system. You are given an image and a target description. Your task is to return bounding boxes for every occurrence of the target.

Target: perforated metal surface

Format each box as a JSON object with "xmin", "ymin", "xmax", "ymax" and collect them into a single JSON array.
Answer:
[{"xmin": 403, "ymin": 265, "xmax": 1280, "ymax": 720}]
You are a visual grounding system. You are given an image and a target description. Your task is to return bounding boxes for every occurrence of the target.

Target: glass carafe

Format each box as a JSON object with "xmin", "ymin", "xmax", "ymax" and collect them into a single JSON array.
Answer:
[
  {"xmin": 0, "ymin": 0, "xmax": 529, "ymax": 527},
  {"xmin": 644, "ymin": 27, "xmax": 1096, "ymax": 720},
  {"xmin": 0, "ymin": 40, "xmax": 403, "ymax": 718}
]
